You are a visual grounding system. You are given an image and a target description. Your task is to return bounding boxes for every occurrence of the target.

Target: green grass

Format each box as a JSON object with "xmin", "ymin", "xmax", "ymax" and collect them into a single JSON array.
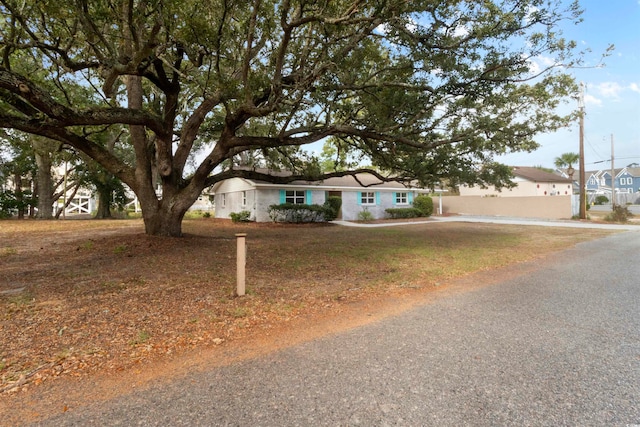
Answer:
[
  {"xmin": 130, "ymin": 330, "xmax": 151, "ymax": 345},
  {"xmin": 113, "ymin": 244, "xmax": 128, "ymax": 254}
]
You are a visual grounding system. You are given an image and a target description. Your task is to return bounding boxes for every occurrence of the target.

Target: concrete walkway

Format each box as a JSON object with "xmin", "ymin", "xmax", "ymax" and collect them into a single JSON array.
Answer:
[{"xmin": 332, "ymin": 215, "xmax": 640, "ymax": 231}]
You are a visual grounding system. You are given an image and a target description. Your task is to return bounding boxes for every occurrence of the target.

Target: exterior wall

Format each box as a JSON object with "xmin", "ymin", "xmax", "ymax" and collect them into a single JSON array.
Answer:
[
  {"xmin": 254, "ymin": 189, "xmax": 281, "ymax": 222},
  {"xmin": 214, "ymin": 180, "xmax": 424, "ymax": 222},
  {"xmin": 587, "ymin": 173, "xmax": 602, "ymax": 191},
  {"xmin": 213, "ymin": 178, "xmax": 255, "ymax": 220},
  {"xmin": 442, "ymin": 195, "xmax": 572, "ymax": 219},
  {"xmin": 617, "ymin": 171, "xmax": 639, "ymax": 193},
  {"xmin": 459, "ymin": 179, "xmax": 573, "ymax": 197},
  {"xmin": 340, "ymin": 191, "xmax": 361, "ymax": 221},
  {"xmin": 341, "ymin": 190, "xmax": 415, "ymax": 221}
]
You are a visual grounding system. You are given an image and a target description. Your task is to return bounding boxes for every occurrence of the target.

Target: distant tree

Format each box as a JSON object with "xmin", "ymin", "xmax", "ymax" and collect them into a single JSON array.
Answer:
[
  {"xmin": 534, "ymin": 165, "xmax": 556, "ymax": 174},
  {"xmin": 554, "ymin": 152, "xmax": 580, "ymax": 179},
  {"xmin": 318, "ymin": 138, "xmax": 361, "ymax": 173},
  {"xmin": 0, "ymin": 133, "xmax": 37, "ymax": 218},
  {"xmin": 32, "ymin": 137, "xmax": 63, "ymax": 219},
  {"xmin": 0, "ymin": 0, "xmax": 592, "ymax": 236}
]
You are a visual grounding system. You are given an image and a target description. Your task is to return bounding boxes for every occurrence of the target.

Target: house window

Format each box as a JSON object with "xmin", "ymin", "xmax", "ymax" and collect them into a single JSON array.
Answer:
[
  {"xmin": 285, "ymin": 190, "xmax": 305, "ymax": 204},
  {"xmin": 242, "ymin": 191, "xmax": 247, "ymax": 206},
  {"xmin": 395, "ymin": 192, "xmax": 408, "ymax": 205},
  {"xmin": 221, "ymin": 193, "xmax": 226, "ymax": 207},
  {"xmin": 361, "ymin": 191, "xmax": 376, "ymax": 205}
]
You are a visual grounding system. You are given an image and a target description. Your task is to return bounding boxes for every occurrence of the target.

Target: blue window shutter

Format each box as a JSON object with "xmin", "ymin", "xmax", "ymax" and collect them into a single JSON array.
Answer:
[
  {"xmin": 306, "ymin": 190, "xmax": 312, "ymax": 204},
  {"xmin": 408, "ymin": 192, "xmax": 414, "ymax": 204},
  {"xmin": 375, "ymin": 192, "xmax": 380, "ymax": 205},
  {"xmin": 392, "ymin": 192, "xmax": 397, "ymax": 205},
  {"xmin": 279, "ymin": 189, "xmax": 285, "ymax": 204},
  {"xmin": 357, "ymin": 192, "xmax": 362, "ymax": 205}
]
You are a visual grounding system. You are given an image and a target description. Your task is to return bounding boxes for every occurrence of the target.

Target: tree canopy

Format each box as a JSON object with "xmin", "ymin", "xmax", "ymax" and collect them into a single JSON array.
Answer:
[
  {"xmin": 554, "ymin": 152, "xmax": 580, "ymax": 170},
  {"xmin": 0, "ymin": 0, "xmax": 585, "ymax": 235}
]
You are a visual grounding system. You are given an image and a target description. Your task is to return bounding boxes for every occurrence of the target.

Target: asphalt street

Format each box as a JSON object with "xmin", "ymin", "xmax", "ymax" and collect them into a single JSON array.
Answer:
[{"xmin": 35, "ymin": 230, "xmax": 640, "ymax": 426}]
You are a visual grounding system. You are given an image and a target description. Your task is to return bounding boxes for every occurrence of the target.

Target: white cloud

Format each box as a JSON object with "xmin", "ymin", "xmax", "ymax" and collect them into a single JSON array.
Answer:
[
  {"xmin": 593, "ymin": 82, "xmax": 623, "ymax": 98},
  {"xmin": 629, "ymin": 83, "xmax": 640, "ymax": 94},
  {"xmin": 452, "ymin": 24, "xmax": 469, "ymax": 38},
  {"xmin": 526, "ymin": 55, "xmax": 558, "ymax": 76},
  {"xmin": 375, "ymin": 17, "xmax": 418, "ymax": 36},
  {"xmin": 584, "ymin": 93, "xmax": 602, "ymax": 106}
]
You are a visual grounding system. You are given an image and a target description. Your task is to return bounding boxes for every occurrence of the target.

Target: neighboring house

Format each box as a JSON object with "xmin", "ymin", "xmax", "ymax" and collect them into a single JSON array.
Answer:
[
  {"xmin": 587, "ymin": 167, "xmax": 640, "ymax": 193},
  {"xmin": 211, "ymin": 169, "xmax": 433, "ymax": 222},
  {"xmin": 459, "ymin": 166, "xmax": 573, "ymax": 197},
  {"xmin": 586, "ymin": 170, "xmax": 605, "ymax": 193},
  {"xmin": 586, "ymin": 167, "xmax": 640, "ymax": 204},
  {"xmin": 615, "ymin": 167, "xmax": 640, "ymax": 193}
]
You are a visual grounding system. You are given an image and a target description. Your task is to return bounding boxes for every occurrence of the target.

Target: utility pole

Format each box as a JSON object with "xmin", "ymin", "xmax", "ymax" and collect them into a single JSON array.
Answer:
[
  {"xmin": 579, "ymin": 82, "xmax": 587, "ymax": 219},
  {"xmin": 610, "ymin": 134, "xmax": 615, "ymax": 209}
]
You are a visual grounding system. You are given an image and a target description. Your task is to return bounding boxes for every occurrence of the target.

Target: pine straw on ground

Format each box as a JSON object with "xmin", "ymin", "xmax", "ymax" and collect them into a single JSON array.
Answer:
[{"xmin": 0, "ymin": 218, "xmax": 614, "ymax": 395}]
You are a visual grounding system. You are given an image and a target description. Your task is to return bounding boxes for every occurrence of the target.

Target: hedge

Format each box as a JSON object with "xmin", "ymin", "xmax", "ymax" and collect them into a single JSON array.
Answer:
[
  {"xmin": 268, "ymin": 203, "xmax": 329, "ymax": 223},
  {"xmin": 385, "ymin": 207, "xmax": 423, "ymax": 219}
]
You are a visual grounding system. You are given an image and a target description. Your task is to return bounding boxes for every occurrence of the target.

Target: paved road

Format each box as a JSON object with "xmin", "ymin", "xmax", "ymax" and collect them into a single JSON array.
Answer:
[
  {"xmin": 590, "ymin": 204, "xmax": 640, "ymax": 215},
  {"xmin": 36, "ymin": 232, "xmax": 640, "ymax": 426}
]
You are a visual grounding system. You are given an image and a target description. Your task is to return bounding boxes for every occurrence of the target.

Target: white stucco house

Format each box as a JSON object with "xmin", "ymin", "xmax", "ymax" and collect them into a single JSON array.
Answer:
[{"xmin": 211, "ymin": 169, "xmax": 433, "ymax": 222}]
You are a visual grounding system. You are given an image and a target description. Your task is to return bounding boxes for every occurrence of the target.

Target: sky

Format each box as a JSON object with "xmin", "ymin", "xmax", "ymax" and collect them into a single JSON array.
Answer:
[{"xmin": 497, "ymin": 0, "xmax": 640, "ymax": 171}]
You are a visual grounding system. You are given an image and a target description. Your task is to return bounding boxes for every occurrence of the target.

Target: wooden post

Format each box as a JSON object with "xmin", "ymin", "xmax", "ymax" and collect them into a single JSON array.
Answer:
[{"xmin": 235, "ymin": 233, "xmax": 247, "ymax": 296}]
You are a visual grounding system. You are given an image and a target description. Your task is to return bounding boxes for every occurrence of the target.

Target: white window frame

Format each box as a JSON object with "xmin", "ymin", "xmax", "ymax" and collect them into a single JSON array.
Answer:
[
  {"xmin": 395, "ymin": 192, "xmax": 408, "ymax": 205},
  {"xmin": 221, "ymin": 193, "xmax": 226, "ymax": 207},
  {"xmin": 361, "ymin": 191, "xmax": 376, "ymax": 205},
  {"xmin": 242, "ymin": 191, "xmax": 247, "ymax": 206},
  {"xmin": 286, "ymin": 190, "xmax": 305, "ymax": 204}
]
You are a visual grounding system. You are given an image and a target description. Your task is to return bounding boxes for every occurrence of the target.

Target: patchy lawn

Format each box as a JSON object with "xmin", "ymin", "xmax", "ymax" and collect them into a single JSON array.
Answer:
[{"xmin": 0, "ymin": 218, "xmax": 614, "ymax": 397}]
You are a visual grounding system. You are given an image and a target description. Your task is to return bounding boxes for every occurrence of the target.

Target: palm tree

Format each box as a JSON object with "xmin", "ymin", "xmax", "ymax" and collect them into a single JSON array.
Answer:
[{"xmin": 554, "ymin": 152, "xmax": 580, "ymax": 180}]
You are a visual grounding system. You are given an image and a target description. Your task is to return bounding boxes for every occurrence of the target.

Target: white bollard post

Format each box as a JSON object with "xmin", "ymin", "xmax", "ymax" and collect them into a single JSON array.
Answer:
[{"xmin": 235, "ymin": 233, "xmax": 247, "ymax": 296}]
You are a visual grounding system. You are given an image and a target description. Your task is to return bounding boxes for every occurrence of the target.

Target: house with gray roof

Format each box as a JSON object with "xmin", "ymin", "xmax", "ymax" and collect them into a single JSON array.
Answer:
[
  {"xmin": 459, "ymin": 166, "xmax": 574, "ymax": 197},
  {"xmin": 211, "ymin": 170, "xmax": 433, "ymax": 222}
]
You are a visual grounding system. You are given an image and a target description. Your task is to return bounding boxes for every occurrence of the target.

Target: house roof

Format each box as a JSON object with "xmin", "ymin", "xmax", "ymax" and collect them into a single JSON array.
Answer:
[
  {"xmin": 511, "ymin": 166, "xmax": 572, "ymax": 183},
  {"xmin": 586, "ymin": 167, "xmax": 640, "ymax": 178},
  {"xmin": 216, "ymin": 168, "xmax": 434, "ymax": 192},
  {"xmin": 621, "ymin": 167, "xmax": 640, "ymax": 176}
]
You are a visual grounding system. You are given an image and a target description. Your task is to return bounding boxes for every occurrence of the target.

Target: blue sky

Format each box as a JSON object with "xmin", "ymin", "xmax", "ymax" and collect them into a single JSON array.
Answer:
[{"xmin": 498, "ymin": 0, "xmax": 640, "ymax": 171}]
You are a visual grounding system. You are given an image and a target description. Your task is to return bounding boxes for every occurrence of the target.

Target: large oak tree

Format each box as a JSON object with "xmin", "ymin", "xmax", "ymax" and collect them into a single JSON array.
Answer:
[{"xmin": 1, "ymin": 0, "xmax": 584, "ymax": 236}]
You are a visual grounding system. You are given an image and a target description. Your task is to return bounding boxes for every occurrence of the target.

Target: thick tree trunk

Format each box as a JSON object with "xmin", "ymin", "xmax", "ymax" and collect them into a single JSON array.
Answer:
[
  {"xmin": 142, "ymin": 208, "xmax": 185, "ymax": 236},
  {"xmin": 34, "ymin": 151, "xmax": 54, "ymax": 219},
  {"xmin": 94, "ymin": 189, "xmax": 112, "ymax": 219},
  {"xmin": 140, "ymin": 197, "xmax": 188, "ymax": 236},
  {"xmin": 135, "ymin": 182, "xmax": 203, "ymax": 236}
]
